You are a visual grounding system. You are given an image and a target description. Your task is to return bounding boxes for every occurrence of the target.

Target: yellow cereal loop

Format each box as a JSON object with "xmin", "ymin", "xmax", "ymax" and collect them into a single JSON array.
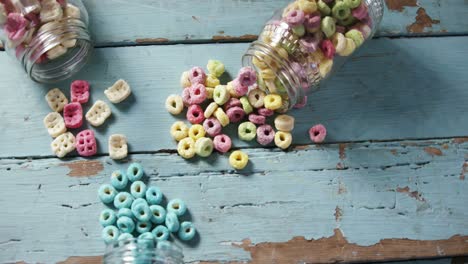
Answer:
[
  {"xmin": 264, "ymin": 94, "xmax": 283, "ymax": 110},
  {"xmin": 276, "ymin": 47, "xmax": 289, "ymax": 60},
  {"xmin": 331, "ymin": 32, "xmax": 347, "ymax": 54},
  {"xmin": 177, "ymin": 137, "xmax": 196, "ymax": 159},
  {"xmin": 298, "ymin": 0, "xmax": 317, "ymax": 14},
  {"xmin": 252, "ymin": 56, "xmax": 269, "ymax": 70},
  {"xmin": 214, "ymin": 108, "xmax": 230, "ymax": 127},
  {"xmin": 205, "ymin": 74, "xmax": 220, "ymax": 88},
  {"xmin": 274, "ymin": 131, "xmax": 292, "ymax": 149},
  {"xmin": 260, "ymin": 68, "xmax": 276, "ymax": 80},
  {"xmin": 188, "ymin": 124, "xmax": 206, "ymax": 141},
  {"xmin": 206, "ymin": 87, "xmax": 214, "ymax": 99},
  {"xmin": 308, "ymin": 49, "xmax": 325, "ymax": 64},
  {"xmin": 227, "ymin": 81, "xmax": 240, "ymax": 98},
  {"xmin": 204, "ymin": 102, "xmax": 218, "ymax": 118},
  {"xmin": 229, "ymin": 150, "xmax": 249, "ymax": 170},
  {"xmin": 338, "ymin": 37, "xmax": 356, "ymax": 56},
  {"xmin": 319, "ymin": 58, "xmax": 334, "ymax": 78},
  {"xmin": 282, "ymin": 1, "xmax": 300, "ymax": 17},
  {"xmin": 170, "ymin": 121, "xmax": 189, "ymax": 141},
  {"xmin": 180, "ymin": 71, "xmax": 191, "ymax": 88}
]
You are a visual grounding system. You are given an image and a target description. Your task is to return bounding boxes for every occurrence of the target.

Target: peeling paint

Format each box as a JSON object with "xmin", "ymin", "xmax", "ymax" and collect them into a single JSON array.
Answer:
[
  {"xmin": 135, "ymin": 38, "xmax": 169, "ymax": 44},
  {"xmin": 334, "ymin": 206, "xmax": 343, "ymax": 221},
  {"xmin": 212, "ymin": 34, "xmax": 258, "ymax": 42},
  {"xmin": 460, "ymin": 162, "xmax": 467, "ymax": 181},
  {"xmin": 385, "ymin": 0, "xmax": 417, "ymax": 12},
  {"xmin": 57, "ymin": 256, "xmax": 102, "ymax": 264},
  {"xmin": 61, "ymin": 160, "xmax": 104, "ymax": 177},
  {"xmin": 406, "ymin": 8, "xmax": 440, "ymax": 33},
  {"xmin": 338, "ymin": 181, "xmax": 347, "ymax": 194},
  {"xmin": 339, "ymin": 143, "xmax": 347, "ymax": 160},
  {"xmin": 390, "ymin": 149, "xmax": 398, "ymax": 156},
  {"xmin": 293, "ymin": 145, "xmax": 309, "ymax": 151},
  {"xmin": 396, "ymin": 186, "xmax": 426, "ymax": 202},
  {"xmin": 453, "ymin": 137, "xmax": 468, "ymax": 144},
  {"xmin": 233, "ymin": 230, "xmax": 468, "ymax": 264},
  {"xmin": 424, "ymin": 147, "xmax": 443, "ymax": 156}
]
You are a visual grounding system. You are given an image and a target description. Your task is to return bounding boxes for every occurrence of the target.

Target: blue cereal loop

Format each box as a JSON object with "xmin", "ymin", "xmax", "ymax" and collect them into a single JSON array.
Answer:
[
  {"xmin": 102, "ymin": 225, "xmax": 120, "ymax": 244},
  {"xmin": 98, "ymin": 184, "xmax": 117, "ymax": 204},
  {"xmin": 130, "ymin": 181, "xmax": 147, "ymax": 199},
  {"xmin": 99, "ymin": 209, "xmax": 117, "ymax": 227},
  {"xmin": 152, "ymin": 225, "xmax": 169, "ymax": 241},
  {"xmin": 116, "ymin": 216, "xmax": 135, "ymax": 234},
  {"xmin": 113, "ymin": 192, "xmax": 134, "ymax": 209},
  {"xmin": 165, "ymin": 211, "xmax": 180, "ymax": 233},
  {"xmin": 110, "ymin": 170, "xmax": 128, "ymax": 190},
  {"xmin": 127, "ymin": 163, "xmax": 144, "ymax": 182},
  {"xmin": 178, "ymin": 221, "xmax": 196, "ymax": 241},
  {"xmin": 132, "ymin": 202, "xmax": 151, "ymax": 222},
  {"xmin": 137, "ymin": 232, "xmax": 155, "ymax": 248},
  {"xmin": 149, "ymin": 205, "xmax": 166, "ymax": 224},
  {"xmin": 167, "ymin": 199, "xmax": 187, "ymax": 217},
  {"xmin": 117, "ymin": 208, "xmax": 133, "ymax": 219},
  {"xmin": 136, "ymin": 221, "xmax": 152, "ymax": 234},
  {"xmin": 118, "ymin": 233, "xmax": 133, "ymax": 242},
  {"xmin": 145, "ymin": 186, "xmax": 163, "ymax": 205}
]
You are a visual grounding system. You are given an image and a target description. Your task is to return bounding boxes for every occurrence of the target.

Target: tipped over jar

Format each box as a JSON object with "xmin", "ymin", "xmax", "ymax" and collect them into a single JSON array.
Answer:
[
  {"xmin": 242, "ymin": 0, "xmax": 384, "ymax": 110},
  {"xmin": 0, "ymin": 0, "xmax": 92, "ymax": 83}
]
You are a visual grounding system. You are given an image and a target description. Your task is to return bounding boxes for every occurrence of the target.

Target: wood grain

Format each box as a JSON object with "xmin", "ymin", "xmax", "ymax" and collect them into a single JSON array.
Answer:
[
  {"xmin": 1, "ymin": 138, "xmax": 467, "ymax": 263},
  {"xmin": 1, "ymin": 37, "xmax": 468, "ymax": 157},
  {"xmin": 80, "ymin": 0, "xmax": 468, "ymax": 47}
]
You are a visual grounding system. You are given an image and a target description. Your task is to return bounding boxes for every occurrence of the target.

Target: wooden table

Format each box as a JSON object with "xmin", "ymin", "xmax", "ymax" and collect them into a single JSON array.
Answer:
[{"xmin": 1, "ymin": 1, "xmax": 467, "ymax": 263}]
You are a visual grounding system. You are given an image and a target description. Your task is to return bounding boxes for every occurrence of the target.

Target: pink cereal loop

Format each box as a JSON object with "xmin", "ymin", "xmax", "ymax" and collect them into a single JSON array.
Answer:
[
  {"xmin": 237, "ymin": 66, "xmax": 257, "ymax": 87},
  {"xmin": 203, "ymin": 117, "xmax": 222, "ymax": 137},
  {"xmin": 226, "ymin": 106, "xmax": 245, "ymax": 123},
  {"xmin": 257, "ymin": 107, "xmax": 274, "ymax": 117},
  {"xmin": 213, "ymin": 134, "xmax": 232, "ymax": 153},
  {"xmin": 248, "ymin": 113, "xmax": 266, "ymax": 125},
  {"xmin": 224, "ymin": 98, "xmax": 241, "ymax": 111},
  {"xmin": 309, "ymin": 124, "xmax": 327, "ymax": 143},
  {"xmin": 188, "ymin": 66, "xmax": 207, "ymax": 85},
  {"xmin": 232, "ymin": 78, "xmax": 249, "ymax": 97},
  {"xmin": 186, "ymin": 104, "xmax": 205, "ymax": 124},
  {"xmin": 5, "ymin": 13, "xmax": 29, "ymax": 41},
  {"xmin": 188, "ymin": 83, "xmax": 207, "ymax": 104}
]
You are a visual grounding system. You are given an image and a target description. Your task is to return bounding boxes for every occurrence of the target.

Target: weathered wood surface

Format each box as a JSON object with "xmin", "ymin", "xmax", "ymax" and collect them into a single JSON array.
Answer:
[
  {"xmin": 83, "ymin": 0, "xmax": 468, "ymax": 46},
  {"xmin": 1, "ymin": 37, "xmax": 468, "ymax": 157},
  {"xmin": 1, "ymin": 139, "xmax": 467, "ymax": 263}
]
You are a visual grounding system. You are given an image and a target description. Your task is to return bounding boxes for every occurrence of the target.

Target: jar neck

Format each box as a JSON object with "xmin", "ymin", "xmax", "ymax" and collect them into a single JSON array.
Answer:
[
  {"xmin": 20, "ymin": 18, "xmax": 92, "ymax": 83},
  {"xmin": 104, "ymin": 239, "xmax": 184, "ymax": 264},
  {"xmin": 242, "ymin": 24, "xmax": 308, "ymax": 108}
]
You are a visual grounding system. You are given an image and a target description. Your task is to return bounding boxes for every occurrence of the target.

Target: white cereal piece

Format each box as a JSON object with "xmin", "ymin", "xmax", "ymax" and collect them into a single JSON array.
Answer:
[
  {"xmin": 40, "ymin": 0, "xmax": 63, "ymax": 23},
  {"xmin": 180, "ymin": 71, "xmax": 191, "ymax": 88},
  {"xmin": 104, "ymin": 79, "xmax": 132, "ymax": 104},
  {"xmin": 165, "ymin": 94, "xmax": 184, "ymax": 115},
  {"xmin": 109, "ymin": 134, "xmax": 128, "ymax": 160},
  {"xmin": 45, "ymin": 88, "xmax": 68, "ymax": 112},
  {"xmin": 47, "ymin": 45, "xmax": 67, "ymax": 60},
  {"xmin": 274, "ymin": 114, "xmax": 295, "ymax": 132},
  {"xmin": 61, "ymin": 33, "xmax": 77, "ymax": 48},
  {"xmin": 64, "ymin": 3, "xmax": 80, "ymax": 19},
  {"xmin": 43, "ymin": 112, "xmax": 66, "ymax": 138},
  {"xmin": 0, "ymin": 3, "xmax": 7, "ymax": 26},
  {"xmin": 86, "ymin": 100, "xmax": 112, "ymax": 126},
  {"xmin": 51, "ymin": 132, "xmax": 75, "ymax": 158}
]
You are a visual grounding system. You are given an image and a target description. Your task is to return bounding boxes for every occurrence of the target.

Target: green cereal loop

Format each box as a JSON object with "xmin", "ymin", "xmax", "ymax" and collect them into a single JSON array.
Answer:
[
  {"xmin": 339, "ymin": 15, "xmax": 356, "ymax": 26},
  {"xmin": 332, "ymin": 1, "xmax": 351, "ymax": 20},
  {"xmin": 274, "ymin": 78, "xmax": 287, "ymax": 95},
  {"xmin": 238, "ymin": 121, "xmax": 257, "ymax": 141},
  {"xmin": 292, "ymin": 24, "xmax": 305, "ymax": 37},
  {"xmin": 346, "ymin": 0, "xmax": 361, "ymax": 9},
  {"xmin": 321, "ymin": 16, "xmax": 336, "ymax": 38},
  {"xmin": 282, "ymin": 42, "xmax": 295, "ymax": 55},
  {"xmin": 207, "ymin": 60, "xmax": 225, "ymax": 77},
  {"xmin": 317, "ymin": 0, "xmax": 331, "ymax": 16},
  {"xmin": 213, "ymin": 85, "xmax": 230, "ymax": 105},
  {"xmin": 240, "ymin": 96, "xmax": 253, "ymax": 114},
  {"xmin": 194, "ymin": 137, "xmax": 214, "ymax": 157},
  {"xmin": 345, "ymin": 29, "xmax": 364, "ymax": 47}
]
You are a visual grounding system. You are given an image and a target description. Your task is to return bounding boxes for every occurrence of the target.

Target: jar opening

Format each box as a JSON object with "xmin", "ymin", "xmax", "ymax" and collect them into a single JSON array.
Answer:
[{"xmin": 18, "ymin": 18, "xmax": 93, "ymax": 83}]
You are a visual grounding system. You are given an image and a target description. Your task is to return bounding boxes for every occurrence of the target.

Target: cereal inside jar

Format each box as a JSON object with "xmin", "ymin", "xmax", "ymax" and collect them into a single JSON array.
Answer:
[
  {"xmin": 0, "ymin": 0, "xmax": 92, "ymax": 83},
  {"xmin": 242, "ymin": 0, "xmax": 384, "ymax": 109}
]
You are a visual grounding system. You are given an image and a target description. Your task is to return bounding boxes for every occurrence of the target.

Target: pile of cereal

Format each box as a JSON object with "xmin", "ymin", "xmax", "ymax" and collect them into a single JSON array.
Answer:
[
  {"xmin": 166, "ymin": 60, "xmax": 327, "ymax": 170},
  {"xmin": 98, "ymin": 163, "xmax": 196, "ymax": 244},
  {"xmin": 43, "ymin": 79, "xmax": 132, "ymax": 159},
  {"xmin": 0, "ymin": 0, "xmax": 82, "ymax": 62}
]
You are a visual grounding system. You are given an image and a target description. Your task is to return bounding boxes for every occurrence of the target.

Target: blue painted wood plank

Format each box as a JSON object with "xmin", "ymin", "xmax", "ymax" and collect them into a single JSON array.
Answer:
[
  {"xmin": 0, "ymin": 37, "xmax": 467, "ymax": 157},
  {"xmin": 0, "ymin": 139, "xmax": 466, "ymax": 263},
  {"xmin": 80, "ymin": 0, "xmax": 468, "ymax": 46}
]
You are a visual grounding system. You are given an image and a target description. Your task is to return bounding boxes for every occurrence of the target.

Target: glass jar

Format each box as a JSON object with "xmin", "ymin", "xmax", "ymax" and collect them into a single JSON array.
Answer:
[
  {"xmin": 242, "ymin": 0, "xmax": 384, "ymax": 110},
  {"xmin": 0, "ymin": 0, "xmax": 92, "ymax": 83},
  {"xmin": 104, "ymin": 239, "xmax": 184, "ymax": 264}
]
